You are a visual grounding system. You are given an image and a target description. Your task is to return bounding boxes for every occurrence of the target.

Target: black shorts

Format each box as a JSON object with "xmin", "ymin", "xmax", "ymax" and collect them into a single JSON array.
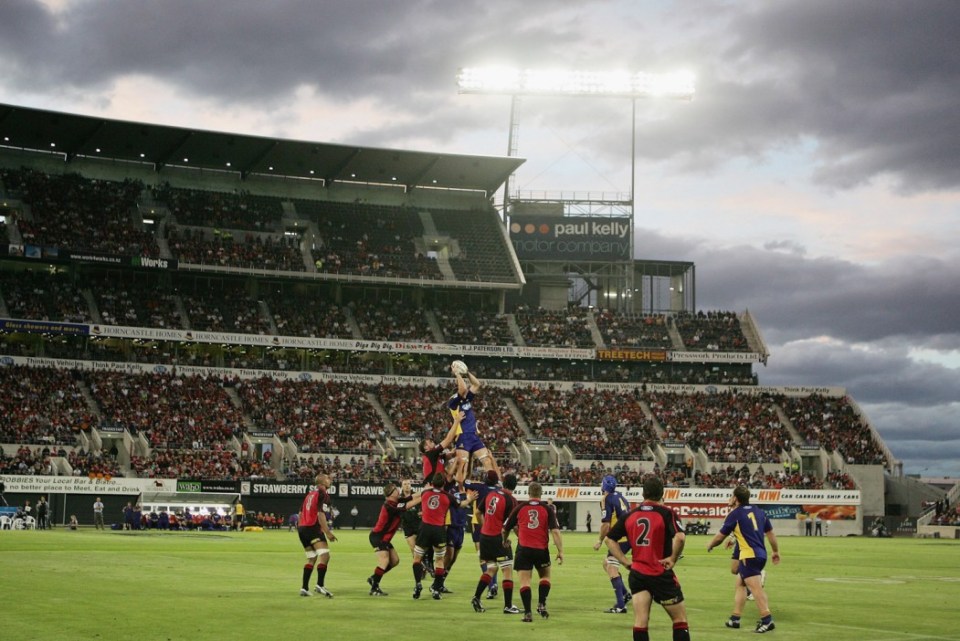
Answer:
[
  {"xmin": 628, "ymin": 569, "xmax": 685, "ymax": 605},
  {"xmin": 298, "ymin": 524, "xmax": 325, "ymax": 548},
  {"xmin": 369, "ymin": 532, "xmax": 395, "ymax": 552},
  {"xmin": 401, "ymin": 512, "xmax": 421, "ymax": 538},
  {"xmin": 416, "ymin": 523, "xmax": 448, "ymax": 551},
  {"xmin": 514, "ymin": 545, "xmax": 551, "ymax": 571},
  {"xmin": 478, "ymin": 533, "xmax": 512, "ymax": 563}
]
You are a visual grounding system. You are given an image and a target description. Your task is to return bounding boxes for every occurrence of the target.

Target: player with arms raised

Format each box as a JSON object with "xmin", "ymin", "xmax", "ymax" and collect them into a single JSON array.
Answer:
[{"xmin": 448, "ymin": 361, "xmax": 499, "ymax": 478}]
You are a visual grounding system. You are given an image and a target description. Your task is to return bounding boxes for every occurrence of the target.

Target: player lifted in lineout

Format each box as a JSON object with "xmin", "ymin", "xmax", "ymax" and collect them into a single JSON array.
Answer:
[{"xmin": 447, "ymin": 360, "xmax": 500, "ymax": 480}]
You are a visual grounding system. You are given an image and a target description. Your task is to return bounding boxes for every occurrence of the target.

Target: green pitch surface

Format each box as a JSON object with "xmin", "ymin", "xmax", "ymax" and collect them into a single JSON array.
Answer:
[{"xmin": 1, "ymin": 529, "xmax": 958, "ymax": 641}]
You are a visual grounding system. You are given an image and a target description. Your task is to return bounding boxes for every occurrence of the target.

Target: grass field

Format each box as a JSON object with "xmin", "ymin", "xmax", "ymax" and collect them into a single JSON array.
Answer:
[{"xmin": 2, "ymin": 529, "xmax": 958, "ymax": 641}]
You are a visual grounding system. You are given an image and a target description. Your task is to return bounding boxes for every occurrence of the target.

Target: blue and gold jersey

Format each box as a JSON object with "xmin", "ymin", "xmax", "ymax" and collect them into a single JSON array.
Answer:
[
  {"xmin": 601, "ymin": 490, "xmax": 630, "ymax": 533},
  {"xmin": 448, "ymin": 390, "xmax": 477, "ymax": 435},
  {"xmin": 720, "ymin": 504, "xmax": 772, "ymax": 561}
]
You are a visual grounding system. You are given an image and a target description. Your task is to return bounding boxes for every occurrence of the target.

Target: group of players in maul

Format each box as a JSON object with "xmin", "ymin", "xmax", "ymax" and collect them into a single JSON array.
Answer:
[{"xmin": 295, "ymin": 363, "xmax": 782, "ymax": 639}]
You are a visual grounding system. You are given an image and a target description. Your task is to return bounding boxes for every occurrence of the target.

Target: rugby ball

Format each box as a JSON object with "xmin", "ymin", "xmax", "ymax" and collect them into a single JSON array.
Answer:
[{"xmin": 451, "ymin": 360, "xmax": 468, "ymax": 375}]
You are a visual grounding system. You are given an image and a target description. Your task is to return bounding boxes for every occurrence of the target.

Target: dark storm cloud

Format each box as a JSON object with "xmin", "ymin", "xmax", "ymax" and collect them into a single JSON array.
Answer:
[
  {"xmin": 0, "ymin": 0, "xmax": 563, "ymax": 109},
  {"xmin": 634, "ymin": 0, "xmax": 960, "ymax": 191}
]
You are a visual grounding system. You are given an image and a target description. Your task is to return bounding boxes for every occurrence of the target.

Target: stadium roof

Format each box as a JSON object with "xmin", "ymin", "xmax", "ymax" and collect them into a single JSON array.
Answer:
[{"xmin": 0, "ymin": 103, "xmax": 524, "ymax": 196}]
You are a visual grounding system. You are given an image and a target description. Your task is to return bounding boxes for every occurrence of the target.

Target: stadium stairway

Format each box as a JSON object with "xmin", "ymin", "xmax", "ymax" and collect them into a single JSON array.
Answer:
[
  {"xmin": 666, "ymin": 320, "xmax": 686, "ymax": 350},
  {"xmin": 772, "ymin": 404, "xmax": 804, "ymax": 445},
  {"xmin": 259, "ymin": 300, "xmax": 279, "ymax": 335},
  {"xmin": 343, "ymin": 306, "xmax": 364, "ymax": 339},
  {"xmin": 224, "ymin": 387, "xmax": 256, "ymax": 430},
  {"xmin": 585, "ymin": 311, "xmax": 605, "ymax": 348},
  {"xmin": 505, "ymin": 314, "xmax": 526, "ymax": 346},
  {"xmin": 366, "ymin": 393, "xmax": 397, "ymax": 435},
  {"xmin": 501, "ymin": 396, "xmax": 533, "ymax": 439},
  {"xmin": 423, "ymin": 310, "xmax": 446, "ymax": 344},
  {"xmin": 0, "ymin": 288, "xmax": 9, "ymax": 318},
  {"xmin": 82, "ymin": 288, "xmax": 103, "ymax": 324}
]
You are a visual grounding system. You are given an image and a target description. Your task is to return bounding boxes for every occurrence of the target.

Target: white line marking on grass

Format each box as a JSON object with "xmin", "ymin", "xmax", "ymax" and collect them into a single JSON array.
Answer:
[{"xmin": 809, "ymin": 621, "xmax": 960, "ymax": 641}]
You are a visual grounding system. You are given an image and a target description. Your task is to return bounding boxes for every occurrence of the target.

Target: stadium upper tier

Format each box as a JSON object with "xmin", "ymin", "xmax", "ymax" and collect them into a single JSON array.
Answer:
[{"xmin": 1, "ymin": 167, "xmax": 522, "ymax": 285}]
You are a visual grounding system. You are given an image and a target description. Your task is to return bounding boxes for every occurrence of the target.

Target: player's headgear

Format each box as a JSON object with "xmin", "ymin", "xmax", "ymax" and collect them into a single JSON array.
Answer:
[
  {"xmin": 484, "ymin": 470, "xmax": 499, "ymax": 486},
  {"xmin": 383, "ymin": 483, "xmax": 397, "ymax": 498},
  {"xmin": 601, "ymin": 475, "xmax": 617, "ymax": 493}
]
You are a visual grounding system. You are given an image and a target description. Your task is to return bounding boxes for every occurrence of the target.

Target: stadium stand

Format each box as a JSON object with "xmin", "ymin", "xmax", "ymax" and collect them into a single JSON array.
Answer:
[{"xmin": 1, "ymin": 168, "xmax": 158, "ymax": 257}]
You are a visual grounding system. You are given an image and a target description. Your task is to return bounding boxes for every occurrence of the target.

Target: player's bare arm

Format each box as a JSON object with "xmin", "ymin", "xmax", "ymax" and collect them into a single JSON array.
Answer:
[
  {"xmin": 551, "ymin": 528, "xmax": 564, "ymax": 565},
  {"xmin": 766, "ymin": 530, "xmax": 781, "ymax": 564},
  {"xmin": 660, "ymin": 531, "xmax": 685, "ymax": 569},
  {"xmin": 604, "ymin": 536, "xmax": 630, "ymax": 566},
  {"xmin": 593, "ymin": 520, "xmax": 611, "ymax": 551},
  {"xmin": 318, "ymin": 511, "xmax": 336, "ymax": 542}
]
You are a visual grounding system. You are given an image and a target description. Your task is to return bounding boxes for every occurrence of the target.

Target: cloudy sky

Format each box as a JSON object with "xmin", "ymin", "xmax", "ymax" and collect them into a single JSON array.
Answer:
[{"xmin": 1, "ymin": 0, "xmax": 957, "ymax": 477}]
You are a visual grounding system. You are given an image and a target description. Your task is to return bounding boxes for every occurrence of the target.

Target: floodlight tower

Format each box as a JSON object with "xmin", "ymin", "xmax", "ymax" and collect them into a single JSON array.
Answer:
[{"xmin": 457, "ymin": 67, "xmax": 695, "ymax": 312}]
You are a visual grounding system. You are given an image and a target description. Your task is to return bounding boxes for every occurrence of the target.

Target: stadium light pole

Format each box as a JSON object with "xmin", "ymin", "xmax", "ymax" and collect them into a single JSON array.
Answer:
[{"xmin": 456, "ymin": 67, "xmax": 695, "ymax": 215}]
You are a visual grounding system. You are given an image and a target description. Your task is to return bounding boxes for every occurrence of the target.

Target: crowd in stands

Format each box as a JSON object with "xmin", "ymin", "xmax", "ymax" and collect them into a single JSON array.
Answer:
[
  {"xmin": 0, "ymin": 365, "xmax": 885, "ymax": 488},
  {"xmin": 594, "ymin": 309, "xmax": 673, "ymax": 349},
  {"xmin": 87, "ymin": 371, "xmax": 245, "ymax": 450},
  {"xmin": 647, "ymin": 391, "xmax": 792, "ymax": 463},
  {"xmin": 514, "ymin": 305, "xmax": 595, "ymax": 348},
  {"xmin": 436, "ymin": 308, "xmax": 516, "ymax": 346},
  {"xmin": 512, "ymin": 386, "xmax": 657, "ymax": 458},
  {"xmin": 86, "ymin": 272, "xmax": 183, "ymax": 328},
  {"xmin": 287, "ymin": 453, "xmax": 418, "ymax": 483},
  {"xmin": 168, "ymin": 227, "xmax": 305, "ymax": 272},
  {"xmin": 930, "ymin": 499, "xmax": 960, "ymax": 526},
  {"xmin": 155, "ymin": 185, "xmax": 284, "ymax": 232},
  {"xmin": 66, "ymin": 448, "xmax": 124, "ymax": 478},
  {"xmin": 0, "ymin": 445, "xmax": 57, "ymax": 475},
  {"xmin": 780, "ymin": 394, "xmax": 887, "ymax": 465},
  {"xmin": 236, "ymin": 378, "xmax": 382, "ymax": 453},
  {"xmin": 130, "ymin": 448, "xmax": 270, "ymax": 480},
  {"xmin": 352, "ymin": 300, "xmax": 435, "ymax": 343},
  {"xmin": 181, "ymin": 286, "xmax": 272, "ymax": 334},
  {"xmin": 674, "ymin": 310, "xmax": 750, "ymax": 351},
  {"xmin": 308, "ymin": 201, "xmax": 442, "ymax": 280},
  {"xmin": 2, "ymin": 168, "xmax": 158, "ymax": 257},
  {"xmin": 261, "ymin": 289, "xmax": 353, "ymax": 338},
  {"xmin": 0, "ymin": 270, "xmax": 92, "ymax": 323},
  {"xmin": 0, "ymin": 366, "xmax": 95, "ymax": 446}
]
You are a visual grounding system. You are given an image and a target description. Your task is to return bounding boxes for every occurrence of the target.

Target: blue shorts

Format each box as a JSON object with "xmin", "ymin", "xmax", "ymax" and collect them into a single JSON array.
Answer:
[
  {"xmin": 447, "ymin": 526, "xmax": 465, "ymax": 550},
  {"xmin": 738, "ymin": 557, "xmax": 767, "ymax": 580},
  {"xmin": 456, "ymin": 431, "xmax": 487, "ymax": 454}
]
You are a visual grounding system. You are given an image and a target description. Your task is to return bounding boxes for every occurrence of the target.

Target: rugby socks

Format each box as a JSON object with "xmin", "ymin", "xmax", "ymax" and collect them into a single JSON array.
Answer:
[
  {"xmin": 760, "ymin": 614, "xmax": 773, "ymax": 626},
  {"xmin": 371, "ymin": 566, "xmax": 386, "ymax": 587},
  {"xmin": 433, "ymin": 567, "xmax": 447, "ymax": 590},
  {"xmin": 520, "ymin": 586, "xmax": 532, "ymax": 613},
  {"xmin": 612, "ymin": 575, "xmax": 627, "ymax": 608},
  {"xmin": 413, "ymin": 561, "xmax": 424, "ymax": 584},
  {"xmin": 302, "ymin": 564, "xmax": 313, "ymax": 591},
  {"xmin": 538, "ymin": 579, "xmax": 550, "ymax": 605},
  {"xmin": 315, "ymin": 563, "xmax": 328, "ymax": 588},
  {"xmin": 474, "ymin": 572, "xmax": 492, "ymax": 600},
  {"xmin": 503, "ymin": 579, "xmax": 514, "ymax": 607},
  {"xmin": 672, "ymin": 622, "xmax": 690, "ymax": 641},
  {"xmin": 633, "ymin": 627, "xmax": 649, "ymax": 641}
]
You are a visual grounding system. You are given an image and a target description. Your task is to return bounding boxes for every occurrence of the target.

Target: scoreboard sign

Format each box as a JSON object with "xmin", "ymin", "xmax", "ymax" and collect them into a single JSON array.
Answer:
[{"xmin": 509, "ymin": 215, "xmax": 631, "ymax": 261}]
